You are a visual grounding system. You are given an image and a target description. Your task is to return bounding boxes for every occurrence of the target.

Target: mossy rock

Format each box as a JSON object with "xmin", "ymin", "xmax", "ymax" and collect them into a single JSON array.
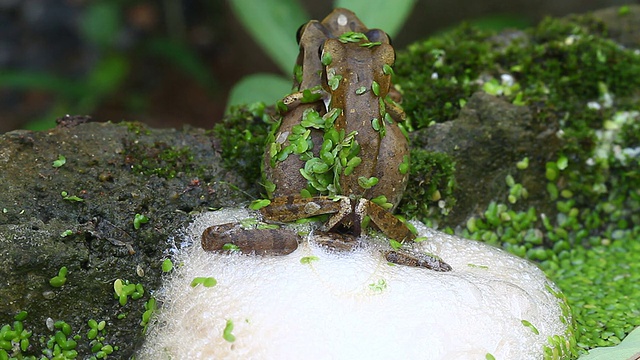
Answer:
[{"xmin": 0, "ymin": 121, "xmax": 247, "ymax": 357}]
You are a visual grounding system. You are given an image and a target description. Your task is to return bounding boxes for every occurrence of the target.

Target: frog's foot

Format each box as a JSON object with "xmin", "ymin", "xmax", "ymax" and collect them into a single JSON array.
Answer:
[
  {"xmin": 383, "ymin": 249, "xmax": 452, "ymax": 272},
  {"xmin": 314, "ymin": 231, "xmax": 359, "ymax": 252},
  {"xmin": 201, "ymin": 223, "xmax": 300, "ymax": 256},
  {"xmin": 356, "ymin": 198, "xmax": 415, "ymax": 243}
]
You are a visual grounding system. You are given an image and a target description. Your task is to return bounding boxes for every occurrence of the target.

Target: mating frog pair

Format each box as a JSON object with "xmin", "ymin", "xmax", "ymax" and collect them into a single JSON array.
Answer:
[{"xmin": 202, "ymin": 8, "xmax": 451, "ymax": 272}]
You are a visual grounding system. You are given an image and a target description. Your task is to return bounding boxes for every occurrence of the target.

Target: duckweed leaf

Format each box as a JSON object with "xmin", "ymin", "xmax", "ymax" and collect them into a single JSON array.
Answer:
[
  {"xmin": 577, "ymin": 326, "xmax": 640, "ymax": 359},
  {"xmin": 223, "ymin": 319, "xmax": 236, "ymax": 342},
  {"xmin": 52, "ymin": 155, "xmax": 66, "ymax": 168},
  {"xmin": 249, "ymin": 199, "xmax": 271, "ymax": 210},
  {"xmin": 300, "ymin": 256, "xmax": 319, "ymax": 264}
]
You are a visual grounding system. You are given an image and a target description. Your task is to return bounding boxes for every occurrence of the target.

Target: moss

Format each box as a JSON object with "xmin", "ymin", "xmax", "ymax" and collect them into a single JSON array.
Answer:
[
  {"xmin": 397, "ymin": 149, "xmax": 456, "ymax": 225},
  {"xmin": 394, "ymin": 25, "xmax": 495, "ymax": 127},
  {"xmin": 212, "ymin": 102, "xmax": 274, "ymax": 190},
  {"xmin": 125, "ymin": 141, "xmax": 206, "ymax": 179},
  {"xmin": 394, "ymin": 12, "xmax": 640, "ymax": 357}
]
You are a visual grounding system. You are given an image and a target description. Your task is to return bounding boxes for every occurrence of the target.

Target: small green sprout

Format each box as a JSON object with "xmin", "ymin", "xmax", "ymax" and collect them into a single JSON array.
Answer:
[
  {"xmin": 382, "ymin": 64, "xmax": 394, "ymax": 76},
  {"xmin": 87, "ymin": 319, "xmax": 106, "ymax": 340},
  {"xmin": 0, "ymin": 311, "xmax": 33, "ymax": 355},
  {"xmin": 389, "ymin": 239, "xmax": 402, "ymax": 250},
  {"xmin": 249, "ymin": 199, "xmax": 271, "ymax": 210},
  {"xmin": 328, "ymin": 74, "xmax": 342, "ymax": 91},
  {"xmin": 371, "ymin": 195, "xmax": 393, "ymax": 210},
  {"xmin": 300, "ymin": 256, "xmax": 319, "ymax": 264},
  {"xmin": 338, "ymin": 31, "xmax": 368, "ymax": 43},
  {"xmin": 545, "ymin": 162, "xmax": 559, "ymax": 181},
  {"xmin": 263, "ymin": 180, "xmax": 276, "ymax": 194},
  {"xmin": 556, "ymin": 155, "xmax": 568, "ymax": 170},
  {"xmin": 223, "ymin": 319, "xmax": 236, "ymax": 342},
  {"xmin": 371, "ymin": 118, "xmax": 381, "ymax": 132},
  {"xmin": 222, "ymin": 243, "xmax": 241, "ymax": 252},
  {"xmin": 360, "ymin": 41, "xmax": 381, "ymax": 48},
  {"xmin": 161, "ymin": 259, "xmax": 173, "ymax": 273},
  {"xmin": 398, "ymin": 155, "xmax": 410, "ymax": 175},
  {"xmin": 60, "ymin": 229, "xmax": 73, "ymax": 237},
  {"xmin": 355, "ymin": 86, "xmax": 367, "ymax": 95},
  {"xmin": 357, "ymin": 176, "xmax": 379, "ymax": 189},
  {"xmin": 321, "ymin": 51, "xmax": 332, "ymax": 66},
  {"xmin": 371, "ymin": 81, "xmax": 381, "ymax": 96},
  {"xmin": 141, "ymin": 297, "xmax": 157, "ymax": 334},
  {"xmin": 516, "ymin": 157, "xmax": 529, "ymax": 170},
  {"xmin": 114, "ymin": 279, "xmax": 144, "ymax": 306},
  {"xmin": 190, "ymin": 277, "xmax": 217, "ymax": 288},
  {"xmin": 414, "ymin": 236, "xmax": 428, "ymax": 242},
  {"xmin": 521, "ymin": 319, "xmax": 540, "ymax": 335},
  {"xmin": 49, "ymin": 266, "xmax": 68, "ymax": 288},
  {"xmin": 60, "ymin": 191, "xmax": 84, "ymax": 202},
  {"xmin": 485, "ymin": 353, "xmax": 496, "ymax": 360},
  {"xmin": 52, "ymin": 154, "xmax": 66, "ymax": 168},
  {"xmin": 369, "ymin": 279, "xmax": 387, "ymax": 292},
  {"xmin": 133, "ymin": 214, "xmax": 149, "ymax": 229}
]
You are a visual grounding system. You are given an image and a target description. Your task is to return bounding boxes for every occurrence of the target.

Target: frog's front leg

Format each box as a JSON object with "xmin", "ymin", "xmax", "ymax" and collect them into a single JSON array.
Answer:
[{"xmin": 260, "ymin": 195, "xmax": 352, "ymax": 231}]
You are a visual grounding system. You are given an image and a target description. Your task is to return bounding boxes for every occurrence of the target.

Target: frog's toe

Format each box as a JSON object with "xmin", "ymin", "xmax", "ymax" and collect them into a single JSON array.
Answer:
[{"xmin": 383, "ymin": 250, "xmax": 452, "ymax": 272}]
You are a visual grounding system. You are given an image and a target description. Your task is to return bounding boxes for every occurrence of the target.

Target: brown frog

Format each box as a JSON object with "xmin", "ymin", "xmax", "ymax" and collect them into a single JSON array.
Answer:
[{"xmin": 202, "ymin": 9, "xmax": 451, "ymax": 272}]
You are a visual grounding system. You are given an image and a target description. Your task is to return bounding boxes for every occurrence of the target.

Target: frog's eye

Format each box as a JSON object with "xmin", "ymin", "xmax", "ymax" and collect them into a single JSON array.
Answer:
[{"xmin": 365, "ymin": 29, "xmax": 391, "ymax": 44}]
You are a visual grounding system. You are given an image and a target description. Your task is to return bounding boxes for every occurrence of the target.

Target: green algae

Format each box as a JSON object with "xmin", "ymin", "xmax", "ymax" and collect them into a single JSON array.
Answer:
[{"xmin": 392, "ymin": 10, "xmax": 640, "ymax": 358}]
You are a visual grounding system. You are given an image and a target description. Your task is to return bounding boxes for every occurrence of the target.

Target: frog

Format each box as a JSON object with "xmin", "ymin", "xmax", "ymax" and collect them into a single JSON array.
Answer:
[{"xmin": 202, "ymin": 9, "xmax": 451, "ymax": 272}]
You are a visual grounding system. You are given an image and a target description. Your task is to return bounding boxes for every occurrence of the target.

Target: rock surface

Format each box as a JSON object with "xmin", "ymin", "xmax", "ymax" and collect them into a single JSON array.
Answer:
[{"xmin": 0, "ymin": 121, "xmax": 246, "ymax": 356}]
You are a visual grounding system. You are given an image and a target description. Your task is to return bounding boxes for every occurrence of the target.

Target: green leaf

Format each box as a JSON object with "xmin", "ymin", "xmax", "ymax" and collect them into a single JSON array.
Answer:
[
  {"xmin": 52, "ymin": 155, "xmax": 66, "ymax": 168},
  {"xmin": 371, "ymin": 81, "xmax": 380, "ymax": 96},
  {"xmin": 300, "ymin": 256, "xmax": 319, "ymax": 264},
  {"xmin": 228, "ymin": 0, "xmax": 307, "ymax": 74},
  {"xmin": 334, "ymin": 0, "xmax": 417, "ymax": 37},
  {"xmin": 226, "ymin": 74, "xmax": 291, "ymax": 110},
  {"xmin": 223, "ymin": 319, "xmax": 236, "ymax": 342},
  {"xmin": 358, "ymin": 176, "xmax": 379, "ymax": 189},
  {"xmin": 389, "ymin": 239, "xmax": 402, "ymax": 250},
  {"xmin": 321, "ymin": 51, "xmax": 332, "ymax": 66},
  {"xmin": 328, "ymin": 74, "xmax": 343, "ymax": 91},
  {"xmin": 222, "ymin": 243, "xmax": 241, "ymax": 251},
  {"xmin": 133, "ymin": 213, "xmax": 149, "ymax": 230},
  {"xmin": 191, "ymin": 277, "xmax": 217, "ymax": 288},
  {"xmin": 161, "ymin": 259, "xmax": 173, "ymax": 273},
  {"xmin": 249, "ymin": 199, "xmax": 271, "ymax": 210},
  {"xmin": 577, "ymin": 326, "xmax": 640, "ymax": 359}
]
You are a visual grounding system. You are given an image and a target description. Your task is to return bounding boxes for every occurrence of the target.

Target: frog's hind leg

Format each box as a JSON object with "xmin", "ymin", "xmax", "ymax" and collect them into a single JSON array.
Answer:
[
  {"xmin": 356, "ymin": 199, "xmax": 415, "ymax": 243},
  {"xmin": 201, "ymin": 223, "xmax": 300, "ymax": 256},
  {"xmin": 383, "ymin": 249, "xmax": 452, "ymax": 272}
]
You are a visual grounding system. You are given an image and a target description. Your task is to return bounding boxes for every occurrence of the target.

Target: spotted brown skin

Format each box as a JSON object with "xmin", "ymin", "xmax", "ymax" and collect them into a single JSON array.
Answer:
[
  {"xmin": 202, "ymin": 223, "xmax": 299, "ymax": 256},
  {"xmin": 203, "ymin": 9, "xmax": 451, "ymax": 272}
]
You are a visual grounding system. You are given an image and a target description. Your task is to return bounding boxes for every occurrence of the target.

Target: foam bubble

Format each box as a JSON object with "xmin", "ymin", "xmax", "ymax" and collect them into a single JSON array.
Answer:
[{"xmin": 138, "ymin": 209, "xmax": 568, "ymax": 359}]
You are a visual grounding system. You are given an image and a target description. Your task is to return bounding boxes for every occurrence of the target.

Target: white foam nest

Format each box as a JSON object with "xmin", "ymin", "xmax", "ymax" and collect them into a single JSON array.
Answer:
[{"xmin": 138, "ymin": 208, "xmax": 569, "ymax": 359}]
